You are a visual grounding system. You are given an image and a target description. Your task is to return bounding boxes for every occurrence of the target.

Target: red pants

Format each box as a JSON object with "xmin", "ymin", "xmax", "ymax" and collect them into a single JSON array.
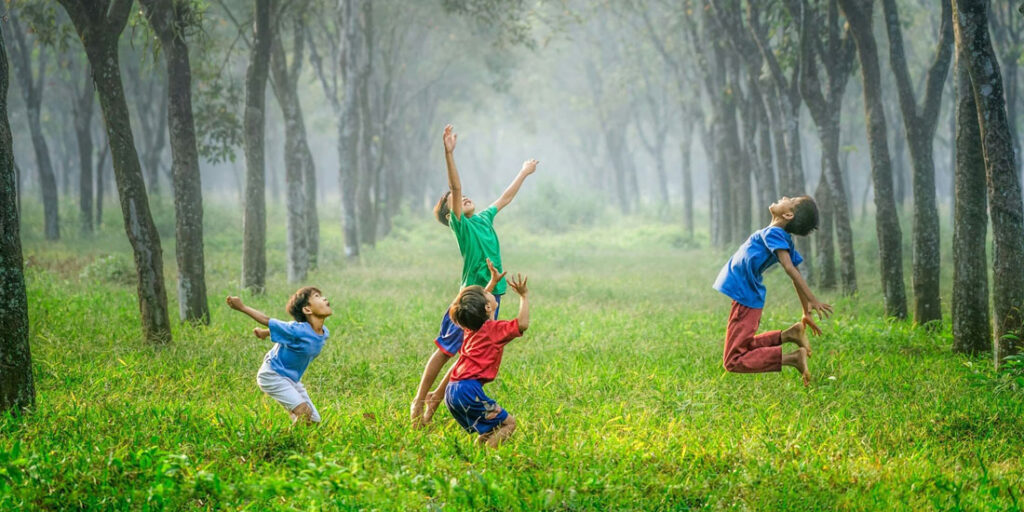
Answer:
[{"xmin": 723, "ymin": 301, "xmax": 782, "ymax": 373}]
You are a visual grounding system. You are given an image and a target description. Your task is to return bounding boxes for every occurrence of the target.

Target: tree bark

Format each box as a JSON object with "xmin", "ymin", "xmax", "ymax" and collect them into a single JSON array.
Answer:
[
  {"xmin": 242, "ymin": 0, "xmax": 274, "ymax": 291},
  {"xmin": 680, "ymin": 121, "xmax": 694, "ymax": 238},
  {"xmin": 95, "ymin": 133, "xmax": 109, "ymax": 226},
  {"xmin": 790, "ymin": 0, "xmax": 857, "ymax": 293},
  {"xmin": 270, "ymin": 15, "xmax": 311, "ymax": 283},
  {"xmin": 140, "ymin": 0, "xmax": 210, "ymax": 324},
  {"xmin": 339, "ymin": 0, "xmax": 364, "ymax": 259},
  {"xmin": 837, "ymin": 0, "xmax": 907, "ymax": 319},
  {"xmin": 953, "ymin": 0, "xmax": 1024, "ymax": 359},
  {"xmin": 7, "ymin": 12, "xmax": 59, "ymax": 240},
  {"xmin": 882, "ymin": 0, "xmax": 952, "ymax": 326},
  {"xmin": 72, "ymin": 64, "xmax": 95, "ymax": 234},
  {"xmin": 952, "ymin": 47, "xmax": 991, "ymax": 354},
  {"xmin": 0, "ymin": 22, "xmax": 35, "ymax": 413},
  {"xmin": 59, "ymin": 0, "xmax": 172, "ymax": 343}
]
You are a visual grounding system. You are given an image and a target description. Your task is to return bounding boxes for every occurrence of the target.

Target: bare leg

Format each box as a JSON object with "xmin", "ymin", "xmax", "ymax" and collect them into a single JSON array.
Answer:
[
  {"xmin": 291, "ymin": 402, "xmax": 314, "ymax": 425},
  {"xmin": 781, "ymin": 348, "xmax": 810, "ymax": 386},
  {"xmin": 412, "ymin": 349, "xmax": 451, "ymax": 425},
  {"xmin": 480, "ymin": 416, "xmax": 516, "ymax": 448},
  {"xmin": 781, "ymin": 321, "xmax": 811, "ymax": 357}
]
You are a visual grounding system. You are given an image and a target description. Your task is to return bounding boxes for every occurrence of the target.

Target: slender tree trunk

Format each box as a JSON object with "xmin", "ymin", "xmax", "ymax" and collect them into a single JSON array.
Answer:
[
  {"xmin": 953, "ymin": 0, "xmax": 1024, "ymax": 359},
  {"xmin": 270, "ymin": 30, "xmax": 309, "ymax": 283},
  {"xmin": 141, "ymin": 0, "xmax": 210, "ymax": 324},
  {"xmin": 95, "ymin": 134, "xmax": 109, "ymax": 226},
  {"xmin": 680, "ymin": 123, "xmax": 694, "ymax": 238},
  {"xmin": 952, "ymin": 49, "xmax": 991, "ymax": 354},
  {"xmin": 7, "ymin": 15, "xmax": 59, "ymax": 240},
  {"xmin": 60, "ymin": 0, "xmax": 173, "ymax": 343},
  {"xmin": 339, "ymin": 0, "xmax": 363, "ymax": 259},
  {"xmin": 838, "ymin": 0, "xmax": 907, "ymax": 319},
  {"xmin": 0, "ymin": 23, "xmax": 34, "ymax": 413},
  {"xmin": 814, "ymin": 171, "xmax": 837, "ymax": 289},
  {"xmin": 73, "ymin": 70, "xmax": 95, "ymax": 234},
  {"xmin": 242, "ymin": 0, "xmax": 273, "ymax": 291},
  {"xmin": 882, "ymin": 0, "xmax": 952, "ymax": 326}
]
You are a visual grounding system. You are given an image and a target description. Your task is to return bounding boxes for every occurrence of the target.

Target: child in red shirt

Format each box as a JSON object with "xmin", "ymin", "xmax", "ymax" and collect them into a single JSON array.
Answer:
[{"xmin": 442, "ymin": 273, "xmax": 530, "ymax": 447}]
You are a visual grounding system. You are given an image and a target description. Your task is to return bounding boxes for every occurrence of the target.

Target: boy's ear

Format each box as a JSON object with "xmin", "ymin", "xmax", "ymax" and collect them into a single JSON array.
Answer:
[
  {"xmin": 303, "ymin": 305, "xmax": 313, "ymax": 316},
  {"xmin": 782, "ymin": 211, "xmax": 795, "ymax": 221}
]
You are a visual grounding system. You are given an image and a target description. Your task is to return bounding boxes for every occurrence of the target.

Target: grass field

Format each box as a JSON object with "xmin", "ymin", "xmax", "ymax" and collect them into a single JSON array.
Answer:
[{"xmin": 2, "ymin": 198, "xmax": 1023, "ymax": 510}]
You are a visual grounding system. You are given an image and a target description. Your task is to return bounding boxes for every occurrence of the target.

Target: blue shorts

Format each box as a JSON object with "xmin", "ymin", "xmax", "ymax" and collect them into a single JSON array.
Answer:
[
  {"xmin": 435, "ymin": 294, "xmax": 502, "ymax": 356},
  {"xmin": 444, "ymin": 379, "xmax": 509, "ymax": 434}
]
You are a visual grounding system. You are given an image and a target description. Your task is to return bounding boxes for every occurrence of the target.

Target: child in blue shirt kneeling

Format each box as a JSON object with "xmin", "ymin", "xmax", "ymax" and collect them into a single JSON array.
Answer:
[{"xmin": 227, "ymin": 287, "xmax": 332, "ymax": 424}]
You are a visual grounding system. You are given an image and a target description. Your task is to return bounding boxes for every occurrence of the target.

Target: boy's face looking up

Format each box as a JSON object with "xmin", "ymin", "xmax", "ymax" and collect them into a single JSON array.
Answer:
[
  {"xmin": 304, "ymin": 291, "xmax": 332, "ymax": 319},
  {"xmin": 450, "ymin": 195, "xmax": 476, "ymax": 217},
  {"xmin": 769, "ymin": 196, "xmax": 799, "ymax": 221}
]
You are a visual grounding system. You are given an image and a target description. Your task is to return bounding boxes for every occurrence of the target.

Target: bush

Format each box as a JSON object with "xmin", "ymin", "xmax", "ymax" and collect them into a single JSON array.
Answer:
[
  {"xmin": 512, "ymin": 182, "xmax": 607, "ymax": 233},
  {"xmin": 79, "ymin": 254, "xmax": 135, "ymax": 286}
]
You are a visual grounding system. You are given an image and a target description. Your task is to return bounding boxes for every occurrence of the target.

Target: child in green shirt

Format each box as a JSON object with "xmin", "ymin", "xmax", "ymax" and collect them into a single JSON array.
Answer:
[{"xmin": 410, "ymin": 124, "xmax": 538, "ymax": 426}]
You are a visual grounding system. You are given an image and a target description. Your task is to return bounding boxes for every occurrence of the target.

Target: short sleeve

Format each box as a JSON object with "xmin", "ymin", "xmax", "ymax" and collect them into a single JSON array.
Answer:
[
  {"xmin": 496, "ymin": 318, "xmax": 523, "ymax": 345},
  {"xmin": 789, "ymin": 248, "xmax": 804, "ymax": 267},
  {"xmin": 476, "ymin": 206, "xmax": 497, "ymax": 226},
  {"xmin": 268, "ymin": 318, "xmax": 302, "ymax": 348},
  {"xmin": 763, "ymin": 227, "xmax": 791, "ymax": 253}
]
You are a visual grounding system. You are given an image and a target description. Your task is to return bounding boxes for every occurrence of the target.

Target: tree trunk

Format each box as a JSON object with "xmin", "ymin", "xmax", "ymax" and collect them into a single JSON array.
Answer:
[
  {"xmin": 270, "ymin": 26, "xmax": 309, "ymax": 283},
  {"xmin": 73, "ymin": 69, "xmax": 95, "ymax": 234},
  {"xmin": 140, "ymin": 0, "xmax": 210, "ymax": 324},
  {"xmin": 7, "ymin": 14, "xmax": 59, "ymax": 240},
  {"xmin": 95, "ymin": 134, "xmax": 109, "ymax": 226},
  {"xmin": 882, "ymin": 0, "xmax": 952, "ymax": 326},
  {"xmin": 814, "ymin": 172, "xmax": 837, "ymax": 289},
  {"xmin": 242, "ymin": 0, "xmax": 274, "ymax": 291},
  {"xmin": 339, "ymin": 0, "xmax": 364, "ymax": 260},
  {"xmin": 59, "ymin": 0, "xmax": 173, "ymax": 343},
  {"xmin": 838, "ymin": 0, "xmax": 907, "ymax": 319},
  {"xmin": 0, "ymin": 23, "xmax": 35, "ymax": 413},
  {"xmin": 953, "ymin": 0, "xmax": 1024, "ymax": 359},
  {"xmin": 680, "ymin": 123, "xmax": 694, "ymax": 238},
  {"xmin": 952, "ymin": 48, "xmax": 991, "ymax": 354}
]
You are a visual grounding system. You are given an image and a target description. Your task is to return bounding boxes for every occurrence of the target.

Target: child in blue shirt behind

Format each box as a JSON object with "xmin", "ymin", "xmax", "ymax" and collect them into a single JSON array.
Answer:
[
  {"xmin": 713, "ymin": 196, "xmax": 832, "ymax": 386},
  {"xmin": 227, "ymin": 287, "xmax": 332, "ymax": 424}
]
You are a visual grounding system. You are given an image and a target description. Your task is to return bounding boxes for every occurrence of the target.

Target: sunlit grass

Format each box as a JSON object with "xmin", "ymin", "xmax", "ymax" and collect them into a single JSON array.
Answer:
[{"xmin": 2, "ymin": 199, "xmax": 1021, "ymax": 510}]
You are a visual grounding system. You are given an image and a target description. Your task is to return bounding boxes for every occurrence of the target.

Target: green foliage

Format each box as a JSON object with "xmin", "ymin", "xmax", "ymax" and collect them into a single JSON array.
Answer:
[
  {"xmin": 5, "ymin": 202, "xmax": 1024, "ymax": 510},
  {"xmin": 79, "ymin": 254, "xmax": 135, "ymax": 286}
]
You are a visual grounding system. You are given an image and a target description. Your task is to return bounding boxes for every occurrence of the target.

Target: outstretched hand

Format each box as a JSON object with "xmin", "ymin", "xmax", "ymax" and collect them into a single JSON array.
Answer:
[
  {"xmin": 507, "ymin": 273, "xmax": 529, "ymax": 297},
  {"xmin": 808, "ymin": 300, "xmax": 833, "ymax": 320},
  {"xmin": 487, "ymin": 258, "xmax": 507, "ymax": 284},
  {"xmin": 443, "ymin": 124, "xmax": 457, "ymax": 153},
  {"xmin": 520, "ymin": 159, "xmax": 539, "ymax": 175},
  {"xmin": 226, "ymin": 296, "xmax": 244, "ymax": 311},
  {"xmin": 802, "ymin": 313, "xmax": 823, "ymax": 336}
]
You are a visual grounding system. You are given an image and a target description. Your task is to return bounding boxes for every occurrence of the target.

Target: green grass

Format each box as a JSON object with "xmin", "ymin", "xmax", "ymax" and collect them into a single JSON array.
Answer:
[{"xmin": 2, "ymin": 199, "xmax": 1022, "ymax": 510}]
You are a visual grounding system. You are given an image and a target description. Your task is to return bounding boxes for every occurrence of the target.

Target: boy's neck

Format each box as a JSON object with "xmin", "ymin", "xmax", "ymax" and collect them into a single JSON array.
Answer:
[
  {"xmin": 307, "ymin": 316, "xmax": 326, "ymax": 335},
  {"xmin": 769, "ymin": 216, "xmax": 789, "ymax": 229}
]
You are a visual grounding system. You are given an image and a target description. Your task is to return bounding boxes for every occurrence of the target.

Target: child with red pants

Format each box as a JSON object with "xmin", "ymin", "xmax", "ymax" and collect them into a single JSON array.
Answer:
[{"xmin": 712, "ymin": 196, "xmax": 833, "ymax": 386}]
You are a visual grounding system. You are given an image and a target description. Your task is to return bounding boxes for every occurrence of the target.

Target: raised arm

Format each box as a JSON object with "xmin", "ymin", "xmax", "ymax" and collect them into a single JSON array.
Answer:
[
  {"xmin": 492, "ymin": 159, "xmax": 538, "ymax": 212},
  {"xmin": 507, "ymin": 274, "xmax": 530, "ymax": 332},
  {"xmin": 443, "ymin": 124, "xmax": 463, "ymax": 219},
  {"xmin": 226, "ymin": 296, "xmax": 270, "ymax": 326},
  {"xmin": 776, "ymin": 250, "xmax": 832, "ymax": 334},
  {"xmin": 484, "ymin": 258, "xmax": 507, "ymax": 293}
]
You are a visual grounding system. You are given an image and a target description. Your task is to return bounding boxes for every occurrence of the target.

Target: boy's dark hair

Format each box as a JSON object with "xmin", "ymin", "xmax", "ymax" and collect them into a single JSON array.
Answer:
[
  {"xmin": 286, "ymin": 286, "xmax": 321, "ymax": 323},
  {"xmin": 785, "ymin": 196, "xmax": 820, "ymax": 236},
  {"xmin": 434, "ymin": 191, "xmax": 452, "ymax": 226},
  {"xmin": 449, "ymin": 285, "xmax": 489, "ymax": 331}
]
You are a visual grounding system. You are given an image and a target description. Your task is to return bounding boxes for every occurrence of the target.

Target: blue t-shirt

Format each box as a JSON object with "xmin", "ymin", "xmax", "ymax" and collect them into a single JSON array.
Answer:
[
  {"xmin": 713, "ymin": 226, "xmax": 804, "ymax": 309},
  {"xmin": 264, "ymin": 318, "xmax": 329, "ymax": 382}
]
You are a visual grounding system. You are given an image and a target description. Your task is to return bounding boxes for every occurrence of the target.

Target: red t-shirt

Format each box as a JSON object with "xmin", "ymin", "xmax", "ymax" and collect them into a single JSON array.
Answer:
[{"xmin": 450, "ymin": 319, "xmax": 523, "ymax": 383}]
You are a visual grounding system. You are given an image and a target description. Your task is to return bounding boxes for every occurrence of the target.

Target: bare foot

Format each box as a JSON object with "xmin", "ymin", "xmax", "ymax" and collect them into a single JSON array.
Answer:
[
  {"xmin": 782, "ymin": 322, "xmax": 811, "ymax": 358},
  {"xmin": 793, "ymin": 347, "xmax": 811, "ymax": 387},
  {"xmin": 422, "ymin": 392, "xmax": 443, "ymax": 424}
]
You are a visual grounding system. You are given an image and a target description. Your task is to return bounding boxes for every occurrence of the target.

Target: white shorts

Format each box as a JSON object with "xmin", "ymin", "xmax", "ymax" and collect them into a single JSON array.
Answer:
[{"xmin": 256, "ymin": 361, "xmax": 321, "ymax": 422}]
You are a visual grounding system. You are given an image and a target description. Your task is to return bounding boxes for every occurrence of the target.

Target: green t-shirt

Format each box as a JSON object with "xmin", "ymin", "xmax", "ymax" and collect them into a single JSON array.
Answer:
[{"xmin": 449, "ymin": 205, "xmax": 506, "ymax": 295}]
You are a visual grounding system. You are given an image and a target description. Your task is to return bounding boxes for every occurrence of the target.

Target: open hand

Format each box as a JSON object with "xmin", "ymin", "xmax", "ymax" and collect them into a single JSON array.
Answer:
[
  {"xmin": 226, "ymin": 296, "xmax": 244, "ymax": 310},
  {"xmin": 443, "ymin": 124, "xmax": 457, "ymax": 153},
  {"xmin": 808, "ymin": 300, "xmax": 833, "ymax": 319},
  {"xmin": 802, "ymin": 312, "xmax": 823, "ymax": 336},
  {"xmin": 486, "ymin": 258, "xmax": 507, "ymax": 284},
  {"xmin": 520, "ymin": 159, "xmax": 539, "ymax": 175},
  {"xmin": 507, "ymin": 273, "xmax": 529, "ymax": 297}
]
